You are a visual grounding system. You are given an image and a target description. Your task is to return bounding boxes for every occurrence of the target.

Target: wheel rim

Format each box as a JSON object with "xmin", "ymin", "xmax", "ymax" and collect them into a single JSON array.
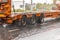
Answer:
[
  {"xmin": 22, "ymin": 20, "xmax": 26, "ymax": 26},
  {"xmin": 31, "ymin": 18, "xmax": 36, "ymax": 24}
]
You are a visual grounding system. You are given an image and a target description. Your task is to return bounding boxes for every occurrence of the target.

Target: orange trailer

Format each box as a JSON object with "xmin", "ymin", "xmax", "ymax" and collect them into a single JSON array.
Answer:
[{"xmin": 0, "ymin": 0, "xmax": 60, "ymax": 26}]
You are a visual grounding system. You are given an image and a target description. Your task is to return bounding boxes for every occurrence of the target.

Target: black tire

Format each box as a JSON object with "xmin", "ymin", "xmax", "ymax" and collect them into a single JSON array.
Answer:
[
  {"xmin": 21, "ymin": 19, "xmax": 26, "ymax": 26},
  {"xmin": 30, "ymin": 15, "xmax": 36, "ymax": 25},
  {"xmin": 40, "ymin": 13, "xmax": 44, "ymax": 23},
  {"xmin": 25, "ymin": 15, "xmax": 36, "ymax": 25},
  {"xmin": 21, "ymin": 16, "xmax": 27, "ymax": 26}
]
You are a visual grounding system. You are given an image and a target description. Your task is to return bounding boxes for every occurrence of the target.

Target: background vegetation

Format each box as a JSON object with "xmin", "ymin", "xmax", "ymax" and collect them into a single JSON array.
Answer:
[{"xmin": 12, "ymin": 3, "xmax": 56, "ymax": 12}]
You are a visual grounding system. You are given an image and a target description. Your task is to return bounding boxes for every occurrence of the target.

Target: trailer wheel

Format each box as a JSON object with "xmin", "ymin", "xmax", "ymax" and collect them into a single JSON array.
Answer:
[
  {"xmin": 22, "ymin": 20, "xmax": 26, "ymax": 26},
  {"xmin": 41, "ymin": 18, "xmax": 44, "ymax": 23},
  {"xmin": 31, "ymin": 18, "xmax": 36, "ymax": 25},
  {"xmin": 31, "ymin": 15, "xmax": 36, "ymax": 25},
  {"xmin": 21, "ymin": 16, "xmax": 27, "ymax": 26},
  {"xmin": 40, "ymin": 13, "xmax": 44, "ymax": 23}
]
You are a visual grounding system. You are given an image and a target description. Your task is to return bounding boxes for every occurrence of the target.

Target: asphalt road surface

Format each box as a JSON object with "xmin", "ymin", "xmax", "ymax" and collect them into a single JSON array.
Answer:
[
  {"xmin": 0, "ymin": 25, "xmax": 11, "ymax": 40},
  {"xmin": 13, "ymin": 21, "xmax": 60, "ymax": 40},
  {"xmin": 0, "ymin": 18, "xmax": 60, "ymax": 40},
  {"xmin": 12, "ymin": 18, "xmax": 60, "ymax": 40}
]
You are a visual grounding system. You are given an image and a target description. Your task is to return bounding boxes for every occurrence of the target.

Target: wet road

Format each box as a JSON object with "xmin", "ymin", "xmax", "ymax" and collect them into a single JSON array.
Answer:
[
  {"xmin": 12, "ymin": 19, "xmax": 60, "ymax": 40},
  {"xmin": 0, "ymin": 25, "xmax": 11, "ymax": 40},
  {"xmin": 0, "ymin": 18, "xmax": 60, "ymax": 40},
  {"xmin": 0, "ymin": 25, "xmax": 4, "ymax": 40}
]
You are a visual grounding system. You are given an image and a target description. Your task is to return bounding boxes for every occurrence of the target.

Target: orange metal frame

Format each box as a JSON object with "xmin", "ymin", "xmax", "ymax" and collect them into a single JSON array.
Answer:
[
  {"xmin": 0, "ymin": 0, "xmax": 60, "ymax": 24},
  {"xmin": 0, "ymin": 0, "xmax": 11, "ymax": 17}
]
